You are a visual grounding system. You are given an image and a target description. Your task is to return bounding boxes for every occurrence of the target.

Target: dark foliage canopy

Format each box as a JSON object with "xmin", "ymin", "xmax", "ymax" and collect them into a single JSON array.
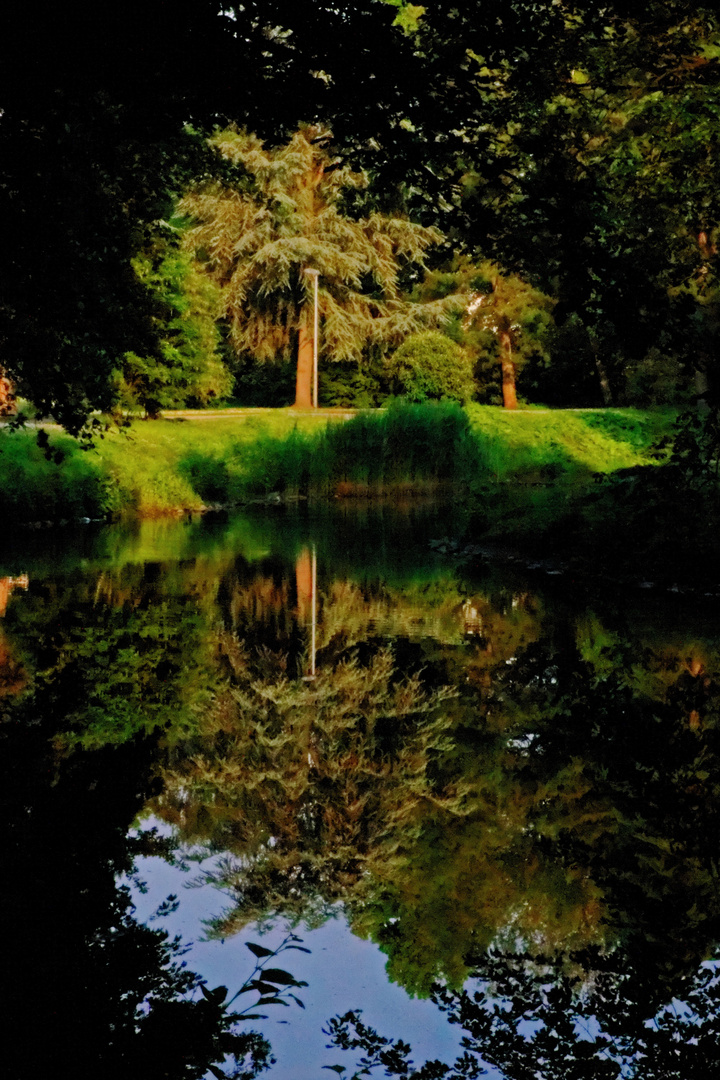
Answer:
[
  {"xmin": 3, "ymin": 1, "xmax": 720, "ymax": 425},
  {"xmin": 0, "ymin": 2, "xmax": 422, "ymax": 430}
]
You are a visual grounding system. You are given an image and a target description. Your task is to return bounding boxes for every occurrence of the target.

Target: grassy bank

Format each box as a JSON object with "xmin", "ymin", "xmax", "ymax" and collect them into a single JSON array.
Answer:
[{"xmin": 0, "ymin": 403, "xmax": 671, "ymax": 523}]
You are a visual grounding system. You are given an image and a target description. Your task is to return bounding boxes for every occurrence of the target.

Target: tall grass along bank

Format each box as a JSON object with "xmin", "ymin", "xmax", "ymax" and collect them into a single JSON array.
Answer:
[{"xmin": 0, "ymin": 404, "xmax": 671, "ymax": 524}]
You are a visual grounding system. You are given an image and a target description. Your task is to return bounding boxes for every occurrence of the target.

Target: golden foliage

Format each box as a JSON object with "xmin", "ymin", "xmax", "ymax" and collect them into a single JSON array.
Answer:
[{"xmin": 180, "ymin": 127, "xmax": 461, "ymax": 362}]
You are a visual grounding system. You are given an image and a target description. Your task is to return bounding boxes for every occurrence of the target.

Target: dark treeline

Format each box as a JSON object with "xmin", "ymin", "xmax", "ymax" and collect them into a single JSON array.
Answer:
[{"xmin": 3, "ymin": 2, "xmax": 720, "ymax": 427}]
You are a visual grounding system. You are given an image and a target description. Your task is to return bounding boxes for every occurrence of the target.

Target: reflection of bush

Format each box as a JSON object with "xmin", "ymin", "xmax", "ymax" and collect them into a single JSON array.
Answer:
[
  {"xmin": 152, "ymin": 569, "xmax": 720, "ymax": 1000},
  {"xmin": 2, "ymin": 569, "xmax": 217, "ymax": 749}
]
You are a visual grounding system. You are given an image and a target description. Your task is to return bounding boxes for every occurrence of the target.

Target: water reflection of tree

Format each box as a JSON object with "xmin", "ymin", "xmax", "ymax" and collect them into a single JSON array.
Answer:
[
  {"xmin": 158, "ymin": 628, "xmax": 459, "ymax": 936},
  {"xmin": 156, "ymin": 575, "xmax": 615, "ymax": 994},
  {"xmin": 326, "ymin": 951, "xmax": 720, "ymax": 1079},
  {"xmin": 319, "ymin": 608, "xmax": 720, "ymax": 1076},
  {"xmin": 1, "ymin": 567, "xmax": 273, "ymax": 1079},
  {"xmin": 8, "ymin": 547, "xmax": 720, "ymax": 1077},
  {"xmin": 154, "ymin": 573, "xmax": 720, "ymax": 1008},
  {"xmin": 218, "ymin": 552, "xmax": 470, "ymax": 669},
  {"xmin": 471, "ymin": 601, "xmax": 720, "ymax": 989}
]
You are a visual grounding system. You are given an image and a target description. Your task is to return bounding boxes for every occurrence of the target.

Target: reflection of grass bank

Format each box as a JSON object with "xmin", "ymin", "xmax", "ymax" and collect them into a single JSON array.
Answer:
[
  {"xmin": 572, "ymin": 463, "xmax": 720, "ymax": 587},
  {"xmin": 463, "ymin": 460, "xmax": 720, "ymax": 590},
  {"xmin": 0, "ymin": 403, "xmax": 670, "ymax": 523}
]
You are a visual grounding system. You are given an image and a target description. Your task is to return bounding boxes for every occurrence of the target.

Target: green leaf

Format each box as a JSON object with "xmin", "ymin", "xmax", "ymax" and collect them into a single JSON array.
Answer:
[
  {"xmin": 246, "ymin": 942, "xmax": 274, "ymax": 958},
  {"xmin": 249, "ymin": 980, "xmax": 280, "ymax": 994},
  {"xmin": 260, "ymin": 967, "xmax": 297, "ymax": 984}
]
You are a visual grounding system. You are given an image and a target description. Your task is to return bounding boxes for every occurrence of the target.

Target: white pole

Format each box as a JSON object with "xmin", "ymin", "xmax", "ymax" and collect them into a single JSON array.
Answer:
[{"xmin": 303, "ymin": 267, "xmax": 320, "ymax": 409}]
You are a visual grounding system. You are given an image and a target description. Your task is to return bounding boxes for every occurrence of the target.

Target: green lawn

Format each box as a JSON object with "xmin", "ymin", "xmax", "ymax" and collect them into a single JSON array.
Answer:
[
  {"xmin": 0, "ymin": 404, "xmax": 674, "ymax": 522},
  {"xmin": 464, "ymin": 405, "xmax": 672, "ymax": 480}
]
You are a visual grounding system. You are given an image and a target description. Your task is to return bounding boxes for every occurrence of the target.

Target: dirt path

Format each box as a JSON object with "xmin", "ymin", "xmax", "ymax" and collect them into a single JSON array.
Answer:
[{"xmin": 160, "ymin": 406, "xmax": 361, "ymax": 421}]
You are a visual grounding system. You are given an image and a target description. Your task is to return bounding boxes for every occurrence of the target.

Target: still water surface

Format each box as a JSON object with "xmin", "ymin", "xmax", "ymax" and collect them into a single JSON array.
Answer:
[{"xmin": 3, "ymin": 504, "xmax": 720, "ymax": 1078}]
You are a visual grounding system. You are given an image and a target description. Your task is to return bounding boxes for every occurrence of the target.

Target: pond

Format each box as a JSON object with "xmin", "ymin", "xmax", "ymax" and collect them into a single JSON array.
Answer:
[{"xmin": 3, "ymin": 503, "xmax": 720, "ymax": 1079}]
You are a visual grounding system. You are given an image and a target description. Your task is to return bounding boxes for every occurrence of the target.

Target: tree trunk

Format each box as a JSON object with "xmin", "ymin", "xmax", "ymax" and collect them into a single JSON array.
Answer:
[
  {"xmin": 590, "ymin": 340, "xmax": 612, "ymax": 405},
  {"xmin": 294, "ymin": 320, "xmax": 313, "ymax": 408},
  {"xmin": 500, "ymin": 331, "xmax": 518, "ymax": 409},
  {"xmin": 0, "ymin": 373, "xmax": 15, "ymax": 417}
]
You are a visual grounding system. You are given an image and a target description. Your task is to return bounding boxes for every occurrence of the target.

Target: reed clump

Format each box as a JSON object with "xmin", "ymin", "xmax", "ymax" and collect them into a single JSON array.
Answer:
[{"xmin": 241, "ymin": 401, "xmax": 478, "ymax": 499}]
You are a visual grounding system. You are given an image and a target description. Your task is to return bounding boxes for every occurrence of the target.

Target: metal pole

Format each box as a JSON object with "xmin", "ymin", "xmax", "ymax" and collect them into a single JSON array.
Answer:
[{"xmin": 303, "ymin": 267, "xmax": 320, "ymax": 409}]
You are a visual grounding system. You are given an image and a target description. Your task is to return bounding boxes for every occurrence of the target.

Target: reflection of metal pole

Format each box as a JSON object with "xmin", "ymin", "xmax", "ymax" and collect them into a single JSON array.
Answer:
[
  {"xmin": 303, "ymin": 268, "xmax": 320, "ymax": 408},
  {"xmin": 300, "ymin": 543, "xmax": 318, "ymax": 682}
]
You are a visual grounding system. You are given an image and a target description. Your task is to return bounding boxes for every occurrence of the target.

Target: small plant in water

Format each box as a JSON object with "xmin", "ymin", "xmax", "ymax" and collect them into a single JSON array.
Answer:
[
  {"xmin": 197, "ymin": 932, "xmax": 310, "ymax": 1080},
  {"xmin": 229, "ymin": 932, "xmax": 311, "ymax": 1019}
]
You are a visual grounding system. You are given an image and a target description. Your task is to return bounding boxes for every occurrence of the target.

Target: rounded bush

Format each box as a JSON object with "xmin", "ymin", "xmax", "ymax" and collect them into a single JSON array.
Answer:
[{"xmin": 388, "ymin": 331, "xmax": 475, "ymax": 404}]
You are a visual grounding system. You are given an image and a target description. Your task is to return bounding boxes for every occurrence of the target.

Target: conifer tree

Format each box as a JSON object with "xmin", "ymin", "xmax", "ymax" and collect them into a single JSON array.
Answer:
[{"xmin": 180, "ymin": 126, "xmax": 457, "ymax": 407}]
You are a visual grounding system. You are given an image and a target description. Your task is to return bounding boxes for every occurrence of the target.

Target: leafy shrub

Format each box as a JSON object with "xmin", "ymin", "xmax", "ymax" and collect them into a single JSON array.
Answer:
[
  {"xmin": 387, "ymin": 331, "xmax": 475, "ymax": 404},
  {"xmin": 116, "ymin": 244, "xmax": 233, "ymax": 416},
  {"xmin": 0, "ymin": 430, "xmax": 109, "ymax": 520},
  {"xmin": 311, "ymin": 400, "xmax": 476, "ymax": 489},
  {"xmin": 622, "ymin": 348, "xmax": 687, "ymax": 407},
  {"xmin": 226, "ymin": 402, "xmax": 475, "ymax": 496}
]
